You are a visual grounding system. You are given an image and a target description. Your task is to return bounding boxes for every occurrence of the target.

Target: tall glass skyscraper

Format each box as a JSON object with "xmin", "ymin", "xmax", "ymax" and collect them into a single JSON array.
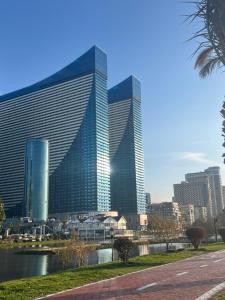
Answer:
[
  {"xmin": 24, "ymin": 139, "xmax": 49, "ymax": 222},
  {"xmin": 108, "ymin": 76, "xmax": 145, "ymax": 215},
  {"xmin": 0, "ymin": 46, "xmax": 110, "ymax": 217}
]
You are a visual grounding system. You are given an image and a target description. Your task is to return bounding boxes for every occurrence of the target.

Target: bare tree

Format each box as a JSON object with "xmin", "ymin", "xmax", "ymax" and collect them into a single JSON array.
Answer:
[
  {"xmin": 148, "ymin": 216, "xmax": 180, "ymax": 252},
  {"xmin": 56, "ymin": 232, "xmax": 96, "ymax": 268}
]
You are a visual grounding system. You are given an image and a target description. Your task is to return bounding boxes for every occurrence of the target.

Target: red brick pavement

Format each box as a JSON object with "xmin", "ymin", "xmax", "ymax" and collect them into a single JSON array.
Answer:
[{"xmin": 39, "ymin": 250, "xmax": 225, "ymax": 300}]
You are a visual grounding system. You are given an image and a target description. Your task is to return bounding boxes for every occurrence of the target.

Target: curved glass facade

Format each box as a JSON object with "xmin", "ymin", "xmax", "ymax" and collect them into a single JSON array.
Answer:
[
  {"xmin": 24, "ymin": 139, "xmax": 49, "ymax": 222},
  {"xmin": 108, "ymin": 76, "xmax": 145, "ymax": 215},
  {"xmin": 0, "ymin": 46, "xmax": 110, "ymax": 217}
]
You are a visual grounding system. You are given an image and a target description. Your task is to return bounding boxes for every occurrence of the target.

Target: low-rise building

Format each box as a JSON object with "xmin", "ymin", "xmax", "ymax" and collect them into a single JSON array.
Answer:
[{"xmin": 52, "ymin": 215, "xmax": 128, "ymax": 240}]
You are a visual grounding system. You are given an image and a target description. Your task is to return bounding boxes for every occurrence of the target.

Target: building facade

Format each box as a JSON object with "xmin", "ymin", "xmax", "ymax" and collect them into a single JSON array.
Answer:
[
  {"xmin": 180, "ymin": 204, "xmax": 195, "ymax": 228},
  {"xmin": 185, "ymin": 171, "xmax": 212, "ymax": 218},
  {"xmin": 194, "ymin": 206, "xmax": 207, "ymax": 222},
  {"xmin": 222, "ymin": 186, "xmax": 225, "ymax": 207},
  {"xmin": 173, "ymin": 181, "xmax": 210, "ymax": 208},
  {"xmin": 205, "ymin": 167, "xmax": 224, "ymax": 216},
  {"xmin": 0, "ymin": 46, "xmax": 111, "ymax": 217},
  {"xmin": 108, "ymin": 76, "xmax": 145, "ymax": 216},
  {"xmin": 149, "ymin": 202, "xmax": 182, "ymax": 228},
  {"xmin": 185, "ymin": 167, "xmax": 223, "ymax": 217},
  {"xmin": 24, "ymin": 139, "xmax": 49, "ymax": 222},
  {"xmin": 145, "ymin": 192, "xmax": 151, "ymax": 213}
]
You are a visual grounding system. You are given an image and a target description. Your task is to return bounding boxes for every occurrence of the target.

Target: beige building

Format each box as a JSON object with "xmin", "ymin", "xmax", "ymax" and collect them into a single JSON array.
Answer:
[
  {"xmin": 222, "ymin": 186, "xmax": 225, "ymax": 207},
  {"xmin": 194, "ymin": 206, "xmax": 207, "ymax": 222},
  {"xmin": 173, "ymin": 180, "xmax": 211, "ymax": 219},
  {"xmin": 125, "ymin": 213, "xmax": 148, "ymax": 230},
  {"xmin": 180, "ymin": 204, "xmax": 195, "ymax": 228},
  {"xmin": 174, "ymin": 167, "xmax": 224, "ymax": 218}
]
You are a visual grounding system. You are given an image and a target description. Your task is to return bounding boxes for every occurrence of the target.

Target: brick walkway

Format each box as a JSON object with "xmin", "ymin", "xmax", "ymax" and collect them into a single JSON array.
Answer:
[{"xmin": 39, "ymin": 250, "xmax": 225, "ymax": 300}]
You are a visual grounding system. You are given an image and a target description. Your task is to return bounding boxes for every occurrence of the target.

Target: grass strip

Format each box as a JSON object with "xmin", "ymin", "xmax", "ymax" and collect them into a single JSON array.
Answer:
[
  {"xmin": 0, "ymin": 243, "xmax": 224, "ymax": 300},
  {"xmin": 213, "ymin": 291, "xmax": 225, "ymax": 299}
]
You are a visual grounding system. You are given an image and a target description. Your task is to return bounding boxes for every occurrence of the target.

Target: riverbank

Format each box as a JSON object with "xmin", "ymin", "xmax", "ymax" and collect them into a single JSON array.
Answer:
[
  {"xmin": 0, "ymin": 239, "xmax": 68, "ymax": 249},
  {"xmin": 1, "ymin": 239, "xmax": 152, "ymax": 254},
  {"xmin": 0, "ymin": 239, "xmax": 150, "ymax": 251},
  {"xmin": 0, "ymin": 243, "xmax": 224, "ymax": 300}
]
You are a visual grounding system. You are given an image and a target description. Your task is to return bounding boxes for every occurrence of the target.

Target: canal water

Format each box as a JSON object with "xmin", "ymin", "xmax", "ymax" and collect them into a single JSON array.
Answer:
[{"xmin": 0, "ymin": 243, "xmax": 189, "ymax": 282}]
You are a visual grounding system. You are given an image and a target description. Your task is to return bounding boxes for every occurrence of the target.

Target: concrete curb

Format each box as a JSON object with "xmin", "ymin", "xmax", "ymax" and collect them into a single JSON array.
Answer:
[{"xmin": 196, "ymin": 280, "xmax": 225, "ymax": 300}]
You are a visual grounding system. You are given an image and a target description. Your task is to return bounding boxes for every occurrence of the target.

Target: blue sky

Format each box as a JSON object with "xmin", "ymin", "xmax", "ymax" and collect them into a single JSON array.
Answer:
[{"xmin": 0, "ymin": 0, "xmax": 225, "ymax": 203}]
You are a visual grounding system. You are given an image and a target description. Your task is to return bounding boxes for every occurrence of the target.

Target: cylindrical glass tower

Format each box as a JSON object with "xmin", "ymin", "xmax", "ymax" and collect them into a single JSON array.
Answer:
[{"xmin": 24, "ymin": 138, "xmax": 49, "ymax": 222}]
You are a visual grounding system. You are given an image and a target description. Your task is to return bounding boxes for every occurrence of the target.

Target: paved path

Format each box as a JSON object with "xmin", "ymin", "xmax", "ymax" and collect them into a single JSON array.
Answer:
[{"xmin": 39, "ymin": 250, "xmax": 225, "ymax": 300}]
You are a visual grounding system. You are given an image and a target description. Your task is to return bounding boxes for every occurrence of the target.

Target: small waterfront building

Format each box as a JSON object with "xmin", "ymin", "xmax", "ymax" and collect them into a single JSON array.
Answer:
[{"xmin": 59, "ymin": 215, "xmax": 128, "ymax": 240}]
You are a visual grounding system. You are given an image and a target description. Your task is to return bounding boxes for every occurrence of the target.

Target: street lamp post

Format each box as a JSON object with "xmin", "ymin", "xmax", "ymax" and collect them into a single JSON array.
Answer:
[
  {"xmin": 110, "ymin": 227, "xmax": 114, "ymax": 262},
  {"xmin": 214, "ymin": 217, "xmax": 218, "ymax": 243}
]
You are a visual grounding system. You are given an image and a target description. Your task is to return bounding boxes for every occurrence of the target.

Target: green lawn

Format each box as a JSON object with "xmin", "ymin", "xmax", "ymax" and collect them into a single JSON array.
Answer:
[
  {"xmin": 199, "ymin": 242, "xmax": 225, "ymax": 252},
  {"xmin": 0, "ymin": 243, "xmax": 224, "ymax": 300},
  {"xmin": 214, "ymin": 292, "xmax": 225, "ymax": 299}
]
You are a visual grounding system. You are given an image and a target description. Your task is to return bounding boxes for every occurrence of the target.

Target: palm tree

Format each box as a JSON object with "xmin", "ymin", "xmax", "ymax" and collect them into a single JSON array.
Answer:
[
  {"xmin": 194, "ymin": 47, "xmax": 222, "ymax": 78},
  {"xmin": 189, "ymin": 0, "xmax": 225, "ymax": 162},
  {"xmin": 190, "ymin": 0, "xmax": 225, "ymax": 77}
]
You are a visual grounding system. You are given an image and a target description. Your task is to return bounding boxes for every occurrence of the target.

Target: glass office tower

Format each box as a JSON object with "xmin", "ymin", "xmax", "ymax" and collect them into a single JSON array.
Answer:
[
  {"xmin": 24, "ymin": 139, "xmax": 49, "ymax": 222},
  {"xmin": 0, "ymin": 46, "xmax": 110, "ymax": 217},
  {"xmin": 108, "ymin": 76, "xmax": 145, "ymax": 215}
]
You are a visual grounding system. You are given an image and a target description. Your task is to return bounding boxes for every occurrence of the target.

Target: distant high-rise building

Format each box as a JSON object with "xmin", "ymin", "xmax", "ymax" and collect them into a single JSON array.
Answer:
[
  {"xmin": 185, "ymin": 167, "xmax": 223, "ymax": 217},
  {"xmin": 185, "ymin": 171, "xmax": 212, "ymax": 217},
  {"xmin": 24, "ymin": 139, "xmax": 49, "ymax": 222},
  {"xmin": 145, "ymin": 192, "xmax": 151, "ymax": 213},
  {"xmin": 173, "ymin": 181, "xmax": 210, "ymax": 212},
  {"xmin": 108, "ymin": 76, "xmax": 145, "ymax": 216},
  {"xmin": 205, "ymin": 167, "xmax": 224, "ymax": 216},
  {"xmin": 0, "ymin": 46, "xmax": 111, "ymax": 217}
]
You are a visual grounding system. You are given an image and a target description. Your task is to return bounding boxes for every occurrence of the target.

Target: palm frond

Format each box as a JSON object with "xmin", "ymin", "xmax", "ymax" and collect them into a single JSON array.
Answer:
[
  {"xmin": 188, "ymin": 0, "xmax": 225, "ymax": 77},
  {"xmin": 198, "ymin": 57, "xmax": 221, "ymax": 78},
  {"xmin": 194, "ymin": 47, "xmax": 213, "ymax": 68}
]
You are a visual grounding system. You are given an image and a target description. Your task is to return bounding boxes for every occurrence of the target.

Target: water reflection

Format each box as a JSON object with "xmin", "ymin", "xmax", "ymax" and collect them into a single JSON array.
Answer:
[
  {"xmin": 88, "ymin": 248, "xmax": 112, "ymax": 265},
  {"xmin": 138, "ymin": 244, "xmax": 149, "ymax": 256},
  {"xmin": 0, "ymin": 249, "xmax": 63, "ymax": 282},
  {"xmin": 0, "ymin": 243, "xmax": 189, "ymax": 282}
]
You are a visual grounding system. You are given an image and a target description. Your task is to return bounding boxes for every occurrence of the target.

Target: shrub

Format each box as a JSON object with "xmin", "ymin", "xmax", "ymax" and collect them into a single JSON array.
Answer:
[
  {"xmin": 113, "ymin": 238, "xmax": 133, "ymax": 264},
  {"xmin": 186, "ymin": 226, "xmax": 207, "ymax": 250},
  {"xmin": 219, "ymin": 227, "xmax": 225, "ymax": 243}
]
